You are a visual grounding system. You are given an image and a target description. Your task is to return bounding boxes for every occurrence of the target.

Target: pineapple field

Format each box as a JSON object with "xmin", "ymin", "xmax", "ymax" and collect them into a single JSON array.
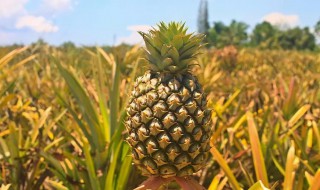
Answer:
[{"xmin": 0, "ymin": 23, "xmax": 320, "ymax": 190}]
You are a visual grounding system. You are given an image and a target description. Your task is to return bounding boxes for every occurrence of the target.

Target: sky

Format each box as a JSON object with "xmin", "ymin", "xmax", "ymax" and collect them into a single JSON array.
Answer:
[{"xmin": 0, "ymin": 0, "xmax": 319, "ymax": 46}]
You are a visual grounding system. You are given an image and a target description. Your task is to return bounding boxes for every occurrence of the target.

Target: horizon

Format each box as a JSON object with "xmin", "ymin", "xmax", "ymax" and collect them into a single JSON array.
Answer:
[{"xmin": 0, "ymin": 0, "xmax": 320, "ymax": 46}]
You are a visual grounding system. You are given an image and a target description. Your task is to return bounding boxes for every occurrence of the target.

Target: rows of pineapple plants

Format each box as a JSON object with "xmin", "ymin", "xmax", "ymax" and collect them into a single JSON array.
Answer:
[
  {"xmin": 196, "ymin": 46, "xmax": 320, "ymax": 189},
  {"xmin": 0, "ymin": 43, "xmax": 319, "ymax": 189}
]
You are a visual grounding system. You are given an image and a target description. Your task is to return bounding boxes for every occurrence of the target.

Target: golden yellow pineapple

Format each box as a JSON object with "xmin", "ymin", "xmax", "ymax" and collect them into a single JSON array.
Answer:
[{"xmin": 125, "ymin": 22, "xmax": 212, "ymax": 178}]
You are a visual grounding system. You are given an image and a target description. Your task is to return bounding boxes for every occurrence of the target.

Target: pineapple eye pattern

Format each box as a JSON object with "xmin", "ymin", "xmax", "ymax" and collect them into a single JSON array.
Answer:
[{"xmin": 126, "ymin": 72, "xmax": 212, "ymax": 177}]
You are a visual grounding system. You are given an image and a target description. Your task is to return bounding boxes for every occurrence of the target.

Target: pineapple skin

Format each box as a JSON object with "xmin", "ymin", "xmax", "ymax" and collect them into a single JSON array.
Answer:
[{"xmin": 126, "ymin": 71, "xmax": 212, "ymax": 178}]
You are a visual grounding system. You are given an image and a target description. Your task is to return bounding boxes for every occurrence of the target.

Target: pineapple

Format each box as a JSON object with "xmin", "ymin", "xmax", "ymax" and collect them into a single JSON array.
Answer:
[{"xmin": 125, "ymin": 22, "xmax": 212, "ymax": 178}]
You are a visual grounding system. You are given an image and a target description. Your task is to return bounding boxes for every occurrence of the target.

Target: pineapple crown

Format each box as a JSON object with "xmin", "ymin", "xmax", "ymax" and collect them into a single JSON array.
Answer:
[{"xmin": 139, "ymin": 21, "xmax": 205, "ymax": 74}]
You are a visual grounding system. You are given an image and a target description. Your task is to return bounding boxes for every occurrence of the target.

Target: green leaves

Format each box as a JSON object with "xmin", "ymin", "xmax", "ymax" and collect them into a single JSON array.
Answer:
[
  {"xmin": 109, "ymin": 53, "xmax": 121, "ymax": 138},
  {"xmin": 172, "ymin": 35, "xmax": 184, "ymax": 50},
  {"xmin": 48, "ymin": 46, "xmax": 142, "ymax": 190},
  {"xmin": 55, "ymin": 58, "xmax": 104, "ymax": 151},
  {"xmin": 83, "ymin": 140, "xmax": 101, "ymax": 190},
  {"xmin": 138, "ymin": 22, "xmax": 204, "ymax": 73}
]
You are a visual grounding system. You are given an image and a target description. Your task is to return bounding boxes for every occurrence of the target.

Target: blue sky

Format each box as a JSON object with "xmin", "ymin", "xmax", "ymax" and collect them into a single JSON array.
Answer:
[{"xmin": 0, "ymin": 0, "xmax": 319, "ymax": 46}]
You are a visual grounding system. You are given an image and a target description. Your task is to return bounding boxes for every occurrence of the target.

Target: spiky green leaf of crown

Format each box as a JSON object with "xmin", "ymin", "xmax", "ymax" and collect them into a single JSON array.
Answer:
[{"xmin": 139, "ymin": 21, "xmax": 205, "ymax": 74}]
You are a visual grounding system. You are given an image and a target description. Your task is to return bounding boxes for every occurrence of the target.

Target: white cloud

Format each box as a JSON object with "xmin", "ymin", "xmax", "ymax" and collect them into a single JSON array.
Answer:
[
  {"xmin": 0, "ymin": 0, "xmax": 28, "ymax": 18},
  {"xmin": 116, "ymin": 25, "xmax": 152, "ymax": 45},
  {"xmin": 262, "ymin": 12, "xmax": 299, "ymax": 28},
  {"xmin": 43, "ymin": 0, "xmax": 73, "ymax": 12},
  {"xmin": 15, "ymin": 15, "xmax": 58, "ymax": 33}
]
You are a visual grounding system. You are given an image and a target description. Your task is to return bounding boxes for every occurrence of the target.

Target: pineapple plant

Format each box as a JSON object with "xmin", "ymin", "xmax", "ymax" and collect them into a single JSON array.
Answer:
[{"xmin": 125, "ymin": 22, "xmax": 212, "ymax": 181}]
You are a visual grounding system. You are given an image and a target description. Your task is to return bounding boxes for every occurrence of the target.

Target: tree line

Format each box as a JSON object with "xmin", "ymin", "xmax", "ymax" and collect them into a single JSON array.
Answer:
[{"xmin": 198, "ymin": 0, "xmax": 320, "ymax": 51}]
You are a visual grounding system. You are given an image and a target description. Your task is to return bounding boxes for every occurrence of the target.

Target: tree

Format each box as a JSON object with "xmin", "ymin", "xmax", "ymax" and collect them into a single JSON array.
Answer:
[
  {"xmin": 250, "ymin": 21, "xmax": 316, "ymax": 50},
  {"xmin": 226, "ymin": 20, "xmax": 249, "ymax": 45},
  {"xmin": 197, "ymin": 0, "xmax": 209, "ymax": 34},
  {"xmin": 251, "ymin": 21, "xmax": 278, "ymax": 48},
  {"xmin": 207, "ymin": 20, "xmax": 248, "ymax": 47},
  {"xmin": 31, "ymin": 38, "xmax": 48, "ymax": 47},
  {"xmin": 276, "ymin": 27, "xmax": 316, "ymax": 50},
  {"xmin": 60, "ymin": 41, "xmax": 76, "ymax": 51},
  {"xmin": 207, "ymin": 21, "xmax": 225, "ymax": 47}
]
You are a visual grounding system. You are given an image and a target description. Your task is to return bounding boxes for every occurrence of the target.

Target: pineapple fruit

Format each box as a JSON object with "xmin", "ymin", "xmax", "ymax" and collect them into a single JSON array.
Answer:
[{"xmin": 125, "ymin": 22, "xmax": 212, "ymax": 178}]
